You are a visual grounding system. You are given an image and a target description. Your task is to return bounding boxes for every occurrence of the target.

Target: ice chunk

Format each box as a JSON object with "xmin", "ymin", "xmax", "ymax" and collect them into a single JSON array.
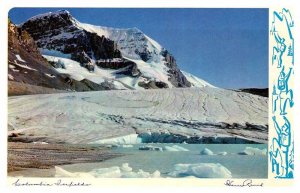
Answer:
[
  {"xmin": 55, "ymin": 166, "xmax": 77, "ymax": 177},
  {"xmin": 120, "ymin": 169, "xmax": 160, "ymax": 178},
  {"xmin": 90, "ymin": 167, "xmax": 121, "ymax": 178},
  {"xmin": 89, "ymin": 134, "xmax": 142, "ymax": 144},
  {"xmin": 136, "ymin": 170, "xmax": 151, "ymax": 178},
  {"xmin": 152, "ymin": 170, "xmax": 161, "ymax": 178},
  {"xmin": 200, "ymin": 148, "xmax": 214, "ymax": 155},
  {"xmin": 238, "ymin": 147, "xmax": 267, "ymax": 155},
  {"xmin": 217, "ymin": 151, "xmax": 227, "ymax": 156},
  {"xmin": 122, "ymin": 144, "xmax": 133, "ymax": 148},
  {"xmin": 168, "ymin": 163, "xmax": 232, "ymax": 178},
  {"xmin": 55, "ymin": 163, "xmax": 160, "ymax": 178},
  {"xmin": 120, "ymin": 172, "xmax": 141, "ymax": 178},
  {"xmin": 139, "ymin": 145, "xmax": 163, "ymax": 151},
  {"xmin": 163, "ymin": 145, "xmax": 189, "ymax": 152},
  {"xmin": 55, "ymin": 166, "xmax": 95, "ymax": 178},
  {"xmin": 163, "ymin": 146, "xmax": 179, "ymax": 151},
  {"xmin": 120, "ymin": 163, "xmax": 132, "ymax": 172}
]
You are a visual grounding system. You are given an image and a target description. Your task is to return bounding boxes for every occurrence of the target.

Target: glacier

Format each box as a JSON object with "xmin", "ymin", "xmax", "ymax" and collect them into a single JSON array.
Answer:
[{"xmin": 8, "ymin": 87, "xmax": 268, "ymax": 144}]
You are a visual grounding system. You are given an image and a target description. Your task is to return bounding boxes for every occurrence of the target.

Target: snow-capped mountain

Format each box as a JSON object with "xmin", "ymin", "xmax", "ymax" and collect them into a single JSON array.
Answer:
[
  {"xmin": 8, "ymin": 10, "xmax": 269, "ymax": 145},
  {"xmin": 20, "ymin": 10, "xmax": 214, "ymax": 90}
]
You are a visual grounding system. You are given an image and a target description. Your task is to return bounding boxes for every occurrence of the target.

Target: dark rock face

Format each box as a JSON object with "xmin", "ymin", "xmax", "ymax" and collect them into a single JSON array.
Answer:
[
  {"xmin": 72, "ymin": 51, "xmax": 94, "ymax": 71},
  {"xmin": 48, "ymin": 60, "xmax": 65, "ymax": 69},
  {"xmin": 239, "ymin": 88, "xmax": 269, "ymax": 97},
  {"xmin": 8, "ymin": 18, "xmax": 70, "ymax": 92},
  {"xmin": 161, "ymin": 50, "xmax": 191, "ymax": 87},
  {"xmin": 135, "ymin": 48, "xmax": 152, "ymax": 62},
  {"xmin": 138, "ymin": 81, "xmax": 169, "ymax": 89},
  {"xmin": 8, "ymin": 18, "xmax": 40, "ymax": 58},
  {"xmin": 86, "ymin": 31, "xmax": 121, "ymax": 60},
  {"xmin": 116, "ymin": 63, "xmax": 141, "ymax": 77},
  {"xmin": 62, "ymin": 76, "xmax": 116, "ymax": 91},
  {"xmin": 96, "ymin": 58, "xmax": 134, "ymax": 69}
]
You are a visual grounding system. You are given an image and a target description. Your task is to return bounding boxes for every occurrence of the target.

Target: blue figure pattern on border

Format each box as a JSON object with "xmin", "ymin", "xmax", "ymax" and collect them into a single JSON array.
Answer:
[{"xmin": 270, "ymin": 8, "xmax": 294, "ymax": 179}]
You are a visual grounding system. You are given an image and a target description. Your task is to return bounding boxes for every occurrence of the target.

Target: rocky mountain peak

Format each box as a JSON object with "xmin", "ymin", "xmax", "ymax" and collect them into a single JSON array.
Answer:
[
  {"xmin": 21, "ymin": 10, "xmax": 126, "ymax": 73},
  {"xmin": 18, "ymin": 10, "xmax": 214, "ymax": 90},
  {"xmin": 24, "ymin": 9, "xmax": 75, "ymax": 28}
]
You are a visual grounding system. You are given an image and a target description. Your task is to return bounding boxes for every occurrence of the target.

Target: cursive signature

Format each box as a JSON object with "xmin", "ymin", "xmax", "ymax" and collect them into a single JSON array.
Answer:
[
  {"xmin": 224, "ymin": 179, "xmax": 263, "ymax": 187},
  {"xmin": 12, "ymin": 179, "xmax": 91, "ymax": 187}
]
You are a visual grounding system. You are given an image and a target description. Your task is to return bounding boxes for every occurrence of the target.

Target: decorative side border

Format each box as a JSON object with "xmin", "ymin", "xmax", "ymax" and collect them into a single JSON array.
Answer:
[{"xmin": 269, "ymin": 8, "xmax": 294, "ymax": 179}]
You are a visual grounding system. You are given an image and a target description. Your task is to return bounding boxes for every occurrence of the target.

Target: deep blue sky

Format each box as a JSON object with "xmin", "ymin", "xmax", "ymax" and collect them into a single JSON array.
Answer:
[{"xmin": 9, "ymin": 8, "xmax": 268, "ymax": 89}]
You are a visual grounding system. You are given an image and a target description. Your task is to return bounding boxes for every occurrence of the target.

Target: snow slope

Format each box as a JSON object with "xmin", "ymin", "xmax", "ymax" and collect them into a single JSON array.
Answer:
[
  {"xmin": 42, "ymin": 55, "xmax": 130, "ymax": 90},
  {"xmin": 182, "ymin": 71, "xmax": 216, "ymax": 88},
  {"xmin": 76, "ymin": 22, "xmax": 193, "ymax": 88},
  {"xmin": 77, "ymin": 23, "xmax": 163, "ymax": 62},
  {"xmin": 8, "ymin": 87, "xmax": 268, "ymax": 144}
]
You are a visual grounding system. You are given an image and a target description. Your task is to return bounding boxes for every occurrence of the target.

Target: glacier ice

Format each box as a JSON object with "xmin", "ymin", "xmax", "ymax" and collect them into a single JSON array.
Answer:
[
  {"xmin": 168, "ymin": 163, "xmax": 232, "ymax": 178},
  {"xmin": 200, "ymin": 148, "xmax": 214, "ymax": 155},
  {"xmin": 120, "ymin": 163, "xmax": 132, "ymax": 172},
  {"xmin": 90, "ymin": 167, "xmax": 121, "ymax": 178},
  {"xmin": 89, "ymin": 134, "xmax": 142, "ymax": 145},
  {"xmin": 163, "ymin": 145, "xmax": 189, "ymax": 152},
  {"xmin": 238, "ymin": 147, "xmax": 267, "ymax": 155},
  {"xmin": 217, "ymin": 151, "xmax": 228, "ymax": 156},
  {"xmin": 55, "ymin": 166, "xmax": 95, "ymax": 178},
  {"xmin": 8, "ymin": 87, "xmax": 268, "ymax": 144},
  {"xmin": 55, "ymin": 162, "xmax": 231, "ymax": 178},
  {"xmin": 122, "ymin": 144, "xmax": 134, "ymax": 148},
  {"xmin": 55, "ymin": 163, "xmax": 161, "ymax": 178}
]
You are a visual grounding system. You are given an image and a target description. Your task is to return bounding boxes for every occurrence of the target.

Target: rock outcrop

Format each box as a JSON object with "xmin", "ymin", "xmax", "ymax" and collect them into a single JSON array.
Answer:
[
  {"xmin": 21, "ymin": 10, "xmax": 129, "ymax": 72},
  {"xmin": 8, "ymin": 17, "xmax": 119, "ymax": 95},
  {"xmin": 161, "ymin": 49, "xmax": 191, "ymax": 87}
]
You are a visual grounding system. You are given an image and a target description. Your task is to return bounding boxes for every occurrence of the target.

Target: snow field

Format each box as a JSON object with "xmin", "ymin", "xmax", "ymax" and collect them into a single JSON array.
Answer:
[{"xmin": 8, "ymin": 87, "xmax": 268, "ymax": 144}]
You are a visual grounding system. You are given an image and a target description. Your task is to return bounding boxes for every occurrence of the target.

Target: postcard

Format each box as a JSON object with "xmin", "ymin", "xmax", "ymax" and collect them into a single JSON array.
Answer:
[{"xmin": 1, "ymin": 0, "xmax": 298, "ymax": 192}]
